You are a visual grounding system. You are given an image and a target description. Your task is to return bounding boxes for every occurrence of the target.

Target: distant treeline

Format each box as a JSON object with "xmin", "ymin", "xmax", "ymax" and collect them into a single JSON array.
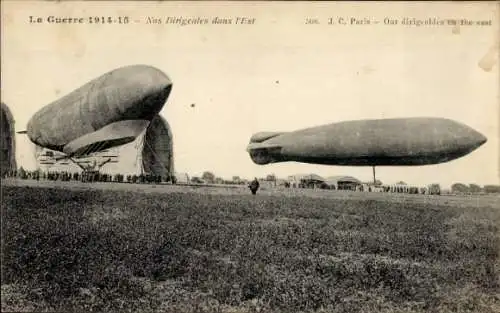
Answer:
[
  {"xmin": 4, "ymin": 168, "xmax": 499, "ymax": 194},
  {"xmin": 451, "ymin": 183, "xmax": 500, "ymax": 194}
]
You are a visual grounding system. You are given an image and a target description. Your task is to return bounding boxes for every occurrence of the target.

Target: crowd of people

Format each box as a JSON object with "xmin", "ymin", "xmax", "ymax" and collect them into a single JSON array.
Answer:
[{"xmin": 2, "ymin": 167, "xmax": 176, "ymax": 184}]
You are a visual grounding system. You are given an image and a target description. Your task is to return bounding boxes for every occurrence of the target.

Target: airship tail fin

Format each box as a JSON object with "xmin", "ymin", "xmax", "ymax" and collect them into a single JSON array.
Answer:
[{"xmin": 63, "ymin": 119, "xmax": 150, "ymax": 157}]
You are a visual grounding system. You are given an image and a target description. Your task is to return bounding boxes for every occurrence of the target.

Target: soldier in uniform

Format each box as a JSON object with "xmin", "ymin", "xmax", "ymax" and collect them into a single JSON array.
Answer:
[{"xmin": 249, "ymin": 177, "xmax": 260, "ymax": 195}]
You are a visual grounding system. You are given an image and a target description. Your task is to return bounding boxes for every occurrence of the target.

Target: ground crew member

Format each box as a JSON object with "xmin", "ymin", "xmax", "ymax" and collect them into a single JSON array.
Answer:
[{"xmin": 249, "ymin": 177, "xmax": 260, "ymax": 195}]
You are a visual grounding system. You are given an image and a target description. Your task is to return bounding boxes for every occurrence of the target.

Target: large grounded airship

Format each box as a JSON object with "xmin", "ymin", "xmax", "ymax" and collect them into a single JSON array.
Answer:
[
  {"xmin": 21, "ymin": 64, "xmax": 172, "ymax": 158},
  {"xmin": 247, "ymin": 117, "xmax": 487, "ymax": 166},
  {"xmin": 32, "ymin": 114, "xmax": 175, "ymax": 178}
]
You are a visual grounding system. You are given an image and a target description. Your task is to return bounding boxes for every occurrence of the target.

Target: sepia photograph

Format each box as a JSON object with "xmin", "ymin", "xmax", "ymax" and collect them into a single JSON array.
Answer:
[{"xmin": 1, "ymin": 1, "xmax": 499, "ymax": 312}]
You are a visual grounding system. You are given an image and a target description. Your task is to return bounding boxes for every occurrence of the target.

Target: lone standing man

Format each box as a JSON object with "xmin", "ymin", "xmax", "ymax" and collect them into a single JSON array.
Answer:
[{"xmin": 249, "ymin": 177, "xmax": 260, "ymax": 195}]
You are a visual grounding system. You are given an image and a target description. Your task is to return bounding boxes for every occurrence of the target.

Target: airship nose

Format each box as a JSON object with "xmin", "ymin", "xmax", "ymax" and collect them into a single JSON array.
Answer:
[
  {"xmin": 477, "ymin": 133, "xmax": 487, "ymax": 146},
  {"xmin": 466, "ymin": 126, "xmax": 487, "ymax": 145},
  {"xmin": 460, "ymin": 128, "xmax": 488, "ymax": 154},
  {"xmin": 144, "ymin": 67, "xmax": 173, "ymax": 94},
  {"xmin": 133, "ymin": 65, "xmax": 173, "ymax": 99},
  {"xmin": 142, "ymin": 67, "xmax": 172, "ymax": 113},
  {"xmin": 119, "ymin": 65, "xmax": 173, "ymax": 120}
]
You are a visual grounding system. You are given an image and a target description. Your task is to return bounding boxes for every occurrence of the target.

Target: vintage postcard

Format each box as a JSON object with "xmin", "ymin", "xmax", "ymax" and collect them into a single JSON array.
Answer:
[{"xmin": 2, "ymin": 1, "xmax": 499, "ymax": 313}]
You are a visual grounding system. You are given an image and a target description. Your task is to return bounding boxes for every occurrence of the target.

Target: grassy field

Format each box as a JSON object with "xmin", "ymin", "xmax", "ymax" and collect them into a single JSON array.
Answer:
[{"xmin": 2, "ymin": 181, "xmax": 500, "ymax": 312}]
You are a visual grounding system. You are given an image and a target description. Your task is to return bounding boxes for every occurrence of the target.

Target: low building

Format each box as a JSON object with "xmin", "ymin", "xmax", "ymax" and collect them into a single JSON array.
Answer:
[
  {"xmin": 287, "ymin": 173, "xmax": 326, "ymax": 189},
  {"xmin": 325, "ymin": 176, "xmax": 361, "ymax": 191},
  {"xmin": 359, "ymin": 182, "xmax": 384, "ymax": 192},
  {"xmin": 383, "ymin": 183, "xmax": 425, "ymax": 194},
  {"xmin": 174, "ymin": 172, "xmax": 190, "ymax": 184},
  {"xmin": 276, "ymin": 178, "xmax": 289, "ymax": 187}
]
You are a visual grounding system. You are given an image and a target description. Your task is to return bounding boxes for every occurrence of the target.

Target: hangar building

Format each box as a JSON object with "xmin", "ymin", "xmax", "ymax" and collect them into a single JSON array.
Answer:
[
  {"xmin": 287, "ymin": 174, "xmax": 326, "ymax": 189},
  {"xmin": 325, "ymin": 176, "xmax": 362, "ymax": 190}
]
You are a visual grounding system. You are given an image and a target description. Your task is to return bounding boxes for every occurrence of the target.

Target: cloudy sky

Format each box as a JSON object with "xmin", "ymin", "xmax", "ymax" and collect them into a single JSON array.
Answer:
[{"xmin": 2, "ymin": 1, "xmax": 498, "ymax": 188}]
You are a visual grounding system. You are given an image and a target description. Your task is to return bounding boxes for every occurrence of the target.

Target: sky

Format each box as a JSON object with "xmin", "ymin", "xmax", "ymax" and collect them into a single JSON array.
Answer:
[{"xmin": 1, "ymin": 1, "xmax": 499, "ymax": 189}]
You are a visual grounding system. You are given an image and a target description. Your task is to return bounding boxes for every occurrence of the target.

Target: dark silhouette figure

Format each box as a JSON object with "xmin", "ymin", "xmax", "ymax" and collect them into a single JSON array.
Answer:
[{"xmin": 249, "ymin": 178, "xmax": 260, "ymax": 195}]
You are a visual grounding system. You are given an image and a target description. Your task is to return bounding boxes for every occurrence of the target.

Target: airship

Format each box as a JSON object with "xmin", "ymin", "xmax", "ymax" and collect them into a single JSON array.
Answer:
[
  {"xmin": 247, "ymin": 117, "xmax": 487, "ymax": 167},
  {"xmin": 20, "ymin": 64, "xmax": 172, "ymax": 159},
  {"xmin": 31, "ymin": 114, "xmax": 175, "ymax": 178}
]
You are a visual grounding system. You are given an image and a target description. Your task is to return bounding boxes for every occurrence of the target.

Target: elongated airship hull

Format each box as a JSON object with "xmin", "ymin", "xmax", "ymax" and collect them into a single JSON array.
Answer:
[
  {"xmin": 26, "ymin": 65, "xmax": 172, "ymax": 156},
  {"xmin": 247, "ymin": 118, "xmax": 487, "ymax": 166}
]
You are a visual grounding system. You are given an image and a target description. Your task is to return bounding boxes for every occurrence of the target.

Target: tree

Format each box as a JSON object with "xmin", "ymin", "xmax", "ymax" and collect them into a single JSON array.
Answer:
[
  {"xmin": 266, "ymin": 174, "xmax": 277, "ymax": 186},
  {"xmin": 428, "ymin": 184, "xmax": 441, "ymax": 195},
  {"xmin": 468, "ymin": 184, "xmax": 482, "ymax": 193},
  {"xmin": 266, "ymin": 174, "xmax": 276, "ymax": 181},
  {"xmin": 451, "ymin": 183, "xmax": 469, "ymax": 193},
  {"xmin": 484, "ymin": 185, "xmax": 500, "ymax": 193},
  {"xmin": 191, "ymin": 176, "xmax": 204, "ymax": 184},
  {"xmin": 202, "ymin": 171, "xmax": 215, "ymax": 183}
]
